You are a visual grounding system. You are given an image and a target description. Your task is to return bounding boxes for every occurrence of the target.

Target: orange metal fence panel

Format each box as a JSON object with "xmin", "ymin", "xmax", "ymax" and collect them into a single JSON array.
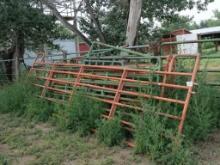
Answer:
[{"xmin": 30, "ymin": 55, "xmax": 200, "ymax": 138}]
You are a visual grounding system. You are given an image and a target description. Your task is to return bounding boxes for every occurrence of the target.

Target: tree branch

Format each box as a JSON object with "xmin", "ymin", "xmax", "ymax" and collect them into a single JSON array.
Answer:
[
  {"xmin": 85, "ymin": 1, "xmax": 106, "ymax": 43},
  {"xmin": 41, "ymin": 0, "xmax": 92, "ymax": 45}
]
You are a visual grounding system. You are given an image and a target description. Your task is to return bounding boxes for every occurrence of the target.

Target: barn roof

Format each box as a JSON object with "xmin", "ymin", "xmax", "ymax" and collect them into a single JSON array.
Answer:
[{"xmin": 191, "ymin": 26, "xmax": 220, "ymax": 35}]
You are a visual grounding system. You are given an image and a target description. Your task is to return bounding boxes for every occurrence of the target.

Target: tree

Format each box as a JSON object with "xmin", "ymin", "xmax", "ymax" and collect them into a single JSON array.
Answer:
[
  {"xmin": 42, "ymin": 0, "xmax": 214, "ymax": 46},
  {"xmin": 199, "ymin": 10, "xmax": 220, "ymax": 28},
  {"xmin": 160, "ymin": 15, "xmax": 193, "ymax": 35},
  {"xmin": 0, "ymin": 0, "xmax": 57, "ymax": 80}
]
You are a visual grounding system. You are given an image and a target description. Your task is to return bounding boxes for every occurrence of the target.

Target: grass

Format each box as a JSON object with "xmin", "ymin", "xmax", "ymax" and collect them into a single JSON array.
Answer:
[
  {"xmin": 0, "ymin": 76, "xmax": 37, "ymax": 115},
  {"xmin": 0, "ymin": 154, "xmax": 10, "ymax": 165},
  {"xmin": 0, "ymin": 114, "xmax": 152, "ymax": 165},
  {"xmin": 0, "ymin": 113, "xmax": 219, "ymax": 165}
]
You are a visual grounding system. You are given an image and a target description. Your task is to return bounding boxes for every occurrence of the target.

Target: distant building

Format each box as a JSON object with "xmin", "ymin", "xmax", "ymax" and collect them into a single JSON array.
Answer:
[
  {"xmin": 24, "ymin": 39, "xmax": 77, "ymax": 66},
  {"xmin": 176, "ymin": 33, "xmax": 198, "ymax": 55},
  {"xmin": 161, "ymin": 26, "xmax": 220, "ymax": 55},
  {"xmin": 79, "ymin": 42, "xmax": 90, "ymax": 56},
  {"xmin": 161, "ymin": 29, "xmax": 191, "ymax": 55},
  {"xmin": 191, "ymin": 26, "xmax": 220, "ymax": 52},
  {"xmin": 190, "ymin": 26, "xmax": 220, "ymax": 39}
]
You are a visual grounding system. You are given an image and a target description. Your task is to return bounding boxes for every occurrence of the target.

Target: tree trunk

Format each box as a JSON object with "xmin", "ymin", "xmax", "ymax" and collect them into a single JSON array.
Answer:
[
  {"xmin": 126, "ymin": 0, "xmax": 142, "ymax": 46},
  {"xmin": 0, "ymin": 47, "xmax": 15, "ymax": 81},
  {"xmin": 12, "ymin": 32, "xmax": 25, "ymax": 80}
]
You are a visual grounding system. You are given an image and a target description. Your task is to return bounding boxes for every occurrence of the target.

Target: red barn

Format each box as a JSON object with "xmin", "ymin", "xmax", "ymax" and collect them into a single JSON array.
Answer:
[
  {"xmin": 79, "ymin": 42, "xmax": 90, "ymax": 56},
  {"xmin": 161, "ymin": 29, "xmax": 191, "ymax": 55}
]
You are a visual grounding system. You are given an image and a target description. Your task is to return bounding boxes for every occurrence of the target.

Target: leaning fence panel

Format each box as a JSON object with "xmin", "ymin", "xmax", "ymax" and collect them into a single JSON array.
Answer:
[{"xmin": 30, "ymin": 54, "xmax": 200, "ymax": 146}]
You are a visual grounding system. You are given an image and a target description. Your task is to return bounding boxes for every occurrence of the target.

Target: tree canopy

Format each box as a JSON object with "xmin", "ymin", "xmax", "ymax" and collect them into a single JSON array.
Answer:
[
  {"xmin": 198, "ymin": 10, "xmax": 220, "ymax": 28},
  {"xmin": 42, "ymin": 0, "xmax": 214, "ymax": 46},
  {"xmin": 0, "ymin": 0, "xmax": 57, "ymax": 50},
  {"xmin": 159, "ymin": 9, "xmax": 220, "ymax": 36},
  {"xmin": 0, "ymin": 0, "xmax": 59, "ymax": 80}
]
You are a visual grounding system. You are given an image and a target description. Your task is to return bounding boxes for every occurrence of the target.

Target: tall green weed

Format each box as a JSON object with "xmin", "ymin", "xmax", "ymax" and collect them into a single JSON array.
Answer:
[
  {"xmin": 0, "ymin": 77, "xmax": 36, "ymax": 115},
  {"xmin": 25, "ymin": 97, "xmax": 54, "ymax": 122},
  {"xmin": 97, "ymin": 117, "xmax": 124, "ymax": 147},
  {"xmin": 52, "ymin": 90, "xmax": 104, "ymax": 136},
  {"xmin": 134, "ymin": 112, "xmax": 196, "ymax": 165},
  {"xmin": 184, "ymin": 79, "xmax": 220, "ymax": 141}
]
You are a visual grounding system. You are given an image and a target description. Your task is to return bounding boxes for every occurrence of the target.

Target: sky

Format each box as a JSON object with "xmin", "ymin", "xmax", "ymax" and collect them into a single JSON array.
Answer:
[{"xmin": 180, "ymin": 0, "xmax": 220, "ymax": 23}]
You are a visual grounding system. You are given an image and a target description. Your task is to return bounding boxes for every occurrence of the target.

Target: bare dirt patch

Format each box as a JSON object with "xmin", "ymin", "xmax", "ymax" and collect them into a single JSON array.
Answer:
[
  {"xmin": 12, "ymin": 155, "xmax": 36, "ymax": 165},
  {"xmin": 35, "ymin": 123, "xmax": 53, "ymax": 133},
  {"xmin": 197, "ymin": 130, "xmax": 220, "ymax": 165},
  {"xmin": 0, "ymin": 144, "xmax": 10, "ymax": 153}
]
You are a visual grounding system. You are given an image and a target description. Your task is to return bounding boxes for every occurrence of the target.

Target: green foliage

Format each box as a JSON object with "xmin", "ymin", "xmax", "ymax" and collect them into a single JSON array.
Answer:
[
  {"xmin": 133, "ymin": 69, "xmax": 220, "ymax": 164},
  {"xmin": 160, "ymin": 15, "xmax": 193, "ymax": 35},
  {"xmin": 97, "ymin": 117, "xmax": 124, "ymax": 147},
  {"xmin": 199, "ymin": 11, "xmax": 220, "ymax": 28},
  {"xmin": 0, "ymin": 154, "xmax": 9, "ymax": 165},
  {"xmin": 202, "ymin": 42, "xmax": 215, "ymax": 50},
  {"xmin": 78, "ymin": 0, "xmax": 213, "ymax": 45},
  {"xmin": 158, "ymin": 137, "xmax": 195, "ymax": 165},
  {"xmin": 53, "ymin": 91, "xmax": 104, "ymax": 136},
  {"xmin": 134, "ymin": 113, "xmax": 166, "ymax": 156},
  {"xmin": 0, "ymin": 0, "xmax": 57, "ymax": 48},
  {"xmin": 0, "ymin": 77, "xmax": 36, "ymax": 115},
  {"xmin": 51, "ymin": 104, "xmax": 69, "ymax": 130},
  {"xmin": 134, "ymin": 112, "xmax": 195, "ymax": 164},
  {"xmin": 0, "ymin": 75, "xmax": 55, "ymax": 123},
  {"xmin": 53, "ymin": 24, "xmax": 75, "ymax": 39},
  {"xmin": 25, "ymin": 97, "xmax": 54, "ymax": 122},
  {"xmin": 184, "ymin": 78, "xmax": 220, "ymax": 141}
]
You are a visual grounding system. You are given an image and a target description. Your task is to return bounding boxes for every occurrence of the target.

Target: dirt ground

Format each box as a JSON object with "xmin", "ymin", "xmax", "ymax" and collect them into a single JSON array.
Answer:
[
  {"xmin": 0, "ymin": 114, "xmax": 219, "ymax": 165},
  {"xmin": 196, "ymin": 130, "xmax": 220, "ymax": 165}
]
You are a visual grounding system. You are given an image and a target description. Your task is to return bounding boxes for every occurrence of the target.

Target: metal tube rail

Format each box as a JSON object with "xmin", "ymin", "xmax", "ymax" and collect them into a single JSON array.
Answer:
[
  {"xmin": 92, "ymin": 42, "xmax": 153, "ymax": 57},
  {"xmin": 36, "ymin": 76, "xmax": 189, "ymax": 90},
  {"xmin": 35, "ymin": 77, "xmax": 186, "ymax": 105},
  {"xmin": 178, "ymin": 55, "xmax": 200, "ymax": 133},
  {"xmin": 33, "ymin": 62, "xmax": 193, "ymax": 76},
  {"xmin": 161, "ymin": 38, "xmax": 220, "ymax": 46}
]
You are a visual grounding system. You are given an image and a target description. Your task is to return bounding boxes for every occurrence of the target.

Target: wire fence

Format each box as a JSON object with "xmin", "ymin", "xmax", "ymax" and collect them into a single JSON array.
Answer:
[
  {"xmin": 1, "ymin": 39, "xmax": 220, "ymax": 86},
  {"xmin": 0, "ymin": 52, "xmax": 80, "ymax": 85}
]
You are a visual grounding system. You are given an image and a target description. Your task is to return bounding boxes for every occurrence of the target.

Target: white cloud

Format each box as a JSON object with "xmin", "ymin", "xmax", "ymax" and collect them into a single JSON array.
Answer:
[{"xmin": 180, "ymin": 0, "xmax": 220, "ymax": 23}]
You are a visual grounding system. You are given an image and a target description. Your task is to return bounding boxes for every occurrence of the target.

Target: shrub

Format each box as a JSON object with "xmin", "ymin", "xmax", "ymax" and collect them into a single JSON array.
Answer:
[
  {"xmin": 25, "ymin": 97, "xmax": 54, "ymax": 122},
  {"xmin": 184, "ymin": 79, "xmax": 220, "ymax": 141},
  {"xmin": 202, "ymin": 42, "xmax": 215, "ymax": 50},
  {"xmin": 51, "ymin": 104, "xmax": 69, "ymax": 130},
  {"xmin": 159, "ymin": 136, "xmax": 196, "ymax": 165},
  {"xmin": 0, "ymin": 77, "xmax": 37, "ymax": 115},
  {"xmin": 53, "ymin": 90, "xmax": 104, "ymax": 136},
  {"xmin": 134, "ymin": 112, "xmax": 167, "ymax": 157},
  {"xmin": 134, "ymin": 112, "xmax": 195, "ymax": 165},
  {"xmin": 97, "ymin": 117, "xmax": 124, "ymax": 147}
]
